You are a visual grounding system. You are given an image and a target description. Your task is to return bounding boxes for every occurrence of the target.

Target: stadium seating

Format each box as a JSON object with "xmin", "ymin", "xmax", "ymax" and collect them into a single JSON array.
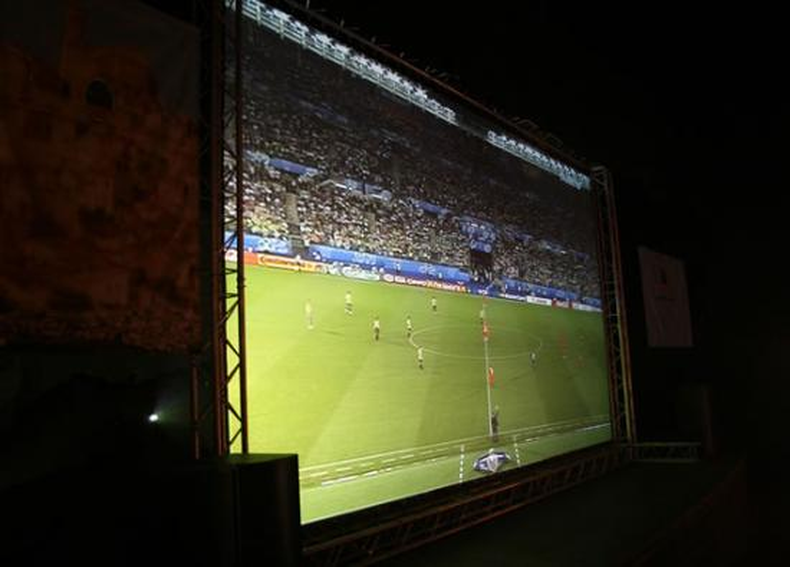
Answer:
[{"xmin": 237, "ymin": 26, "xmax": 600, "ymax": 297}]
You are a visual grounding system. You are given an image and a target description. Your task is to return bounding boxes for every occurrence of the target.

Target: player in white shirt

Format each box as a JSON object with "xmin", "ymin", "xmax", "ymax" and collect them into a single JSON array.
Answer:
[
  {"xmin": 305, "ymin": 299, "xmax": 314, "ymax": 330},
  {"xmin": 373, "ymin": 316, "xmax": 381, "ymax": 341},
  {"xmin": 345, "ymin": 290, "xmax": 353, "ymax": 315},
  {"xmin": 406, "ymin": 315, "xmax": 413, "ymax": 338}
]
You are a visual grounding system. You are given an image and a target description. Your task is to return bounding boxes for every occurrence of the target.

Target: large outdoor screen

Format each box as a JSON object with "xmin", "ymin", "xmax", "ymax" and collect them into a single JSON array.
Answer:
[{"xmin": 230, "ymin": 1, "xmax": 611, "ymax": 523}]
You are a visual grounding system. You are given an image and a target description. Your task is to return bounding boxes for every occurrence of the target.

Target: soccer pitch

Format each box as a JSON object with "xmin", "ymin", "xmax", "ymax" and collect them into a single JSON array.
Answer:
[{"xmin": 230, "ymin": 265, "xmax": 611, "ymax": 522}]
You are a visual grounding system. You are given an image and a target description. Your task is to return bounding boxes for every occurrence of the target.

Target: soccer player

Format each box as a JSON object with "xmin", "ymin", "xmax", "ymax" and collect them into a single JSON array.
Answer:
[
  {"xmin": 488, "ymin": 366, "xmax": 495, "ymax": 388},
  {"xmin": 530, "ymin": 351, "xmax": 537, "ymax": 367},
  {"xmin": 417, "ymin": 346, "xmax": 424, "ymax": 370},
  {"xmin": 305, "ymin": 299, "xmax": 314, "ymax": 330},
  {"xmin": 479, "ymin": 301, "xmax": 487, "ymax": 323},
  {"xmin": 406, "ymin": 315, "xmax": 413, "ymax": 338},
  {"xmin": 345, "ymin": 290, "xmax": 353, "ymax": 315},
  {"xmin": 373, "ymin": 316, "xmax": 380, "ymax": 341},
  {"xmin": 431, "ymin": 296, "xmax": 437, "ymax": 313}
]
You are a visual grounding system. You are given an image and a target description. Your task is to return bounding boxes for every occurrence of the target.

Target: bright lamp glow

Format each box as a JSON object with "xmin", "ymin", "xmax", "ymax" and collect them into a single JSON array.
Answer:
[{"xmin": 147, "ymin": 413, "xmax": 159, "ymax": 423}]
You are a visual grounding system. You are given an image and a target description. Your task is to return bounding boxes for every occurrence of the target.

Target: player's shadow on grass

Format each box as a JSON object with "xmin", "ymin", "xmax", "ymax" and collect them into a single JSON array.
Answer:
[{"xmin": 508, "ymin": 371, "xmax": 530, "ymax": 381}]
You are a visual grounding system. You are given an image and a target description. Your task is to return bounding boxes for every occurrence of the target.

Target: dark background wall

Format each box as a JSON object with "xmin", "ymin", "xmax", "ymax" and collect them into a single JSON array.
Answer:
[
  {"xmin": 2, "ymin": 0, "xmax": 787, "ymax": 560},
  {"xmin": 248, "ymin": 0, "xmax": 789, "ymax": 552}
]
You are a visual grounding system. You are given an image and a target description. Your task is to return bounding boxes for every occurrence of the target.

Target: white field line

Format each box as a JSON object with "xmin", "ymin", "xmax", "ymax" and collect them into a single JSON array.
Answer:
[{"xmin": 300, "ymin": 415, "xmax": 610, "ymax": 475}]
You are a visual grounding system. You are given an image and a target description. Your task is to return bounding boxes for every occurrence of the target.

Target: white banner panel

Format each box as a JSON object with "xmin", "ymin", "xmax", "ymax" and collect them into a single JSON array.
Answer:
[{"xmin": 638, "ymin": 247, "xmax": 693, "ymax": 347}]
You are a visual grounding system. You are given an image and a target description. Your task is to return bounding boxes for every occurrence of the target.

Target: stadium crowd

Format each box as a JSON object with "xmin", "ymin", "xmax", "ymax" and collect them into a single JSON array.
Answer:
[
  {"xmin": 243, "ymin": 166, "xmax": 290, "ymax": 239},
  {"xmin": 296, "ymin": 181, "xmax": 469, "ymax": 266},
  {"xmin": 494, "ymin": 237, "xmax": 600, "ymax": 299},
  {"xmin": 235, "ymin": 24, "xmax": 600, "ymax": 297}
]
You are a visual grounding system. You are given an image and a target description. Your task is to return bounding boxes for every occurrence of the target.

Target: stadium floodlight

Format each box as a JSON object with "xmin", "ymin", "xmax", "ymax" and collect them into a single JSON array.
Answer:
[
  {"xmin": 148, "ymin": 413, "xmax": 159, "ymax": 423},
  {"xmin": 249, "ymin": 0, "xmax": 456, "ymax": 126},
  {"xmin": 486, "ymin": 131, "xmax": 590, "ymax": 190}
]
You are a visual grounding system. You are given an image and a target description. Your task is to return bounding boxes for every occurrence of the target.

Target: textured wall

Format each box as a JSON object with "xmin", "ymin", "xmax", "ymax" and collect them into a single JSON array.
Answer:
[{"xmin": 0, "ymin": 3, "xmax": 200, "ymax": 351}]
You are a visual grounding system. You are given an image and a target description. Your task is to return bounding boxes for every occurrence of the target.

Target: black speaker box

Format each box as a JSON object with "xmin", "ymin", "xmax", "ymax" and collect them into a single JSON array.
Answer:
[{"xmin": 226, "ymin": 454, "xmax": 302, "ymax": 566}]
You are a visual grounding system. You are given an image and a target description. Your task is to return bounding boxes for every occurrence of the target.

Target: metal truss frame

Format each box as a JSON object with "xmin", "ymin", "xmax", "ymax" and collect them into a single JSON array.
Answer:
[
  {"xmin": 303, "ymin": 445, "xmax": 627, "ymax": 566},
  {"xmin": 192, "ymin": 0, "xmax": 248, "ymax": 458},
  {"xmin": 192, "ymin": 0, "xmax": 224, "ymax": 460},
  {"xmin": 221, "ymin": 0, "xmax": 250, "ymax": 455},
  {"xmin": 592, "ymin": 166, "xmax": 636, "ymax": 445}
]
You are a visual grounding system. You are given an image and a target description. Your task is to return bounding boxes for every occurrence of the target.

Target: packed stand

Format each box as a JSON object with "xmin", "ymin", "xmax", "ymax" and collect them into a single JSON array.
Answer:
[{"xmin": 234, "ymin": 23, "xmax": 600, "ymax": 296}]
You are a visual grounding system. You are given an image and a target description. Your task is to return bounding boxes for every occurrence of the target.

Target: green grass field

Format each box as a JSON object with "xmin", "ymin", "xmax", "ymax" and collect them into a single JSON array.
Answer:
[{"xmin": 230, "ymin": 265, "xmax": 611, "ymax": 522}]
